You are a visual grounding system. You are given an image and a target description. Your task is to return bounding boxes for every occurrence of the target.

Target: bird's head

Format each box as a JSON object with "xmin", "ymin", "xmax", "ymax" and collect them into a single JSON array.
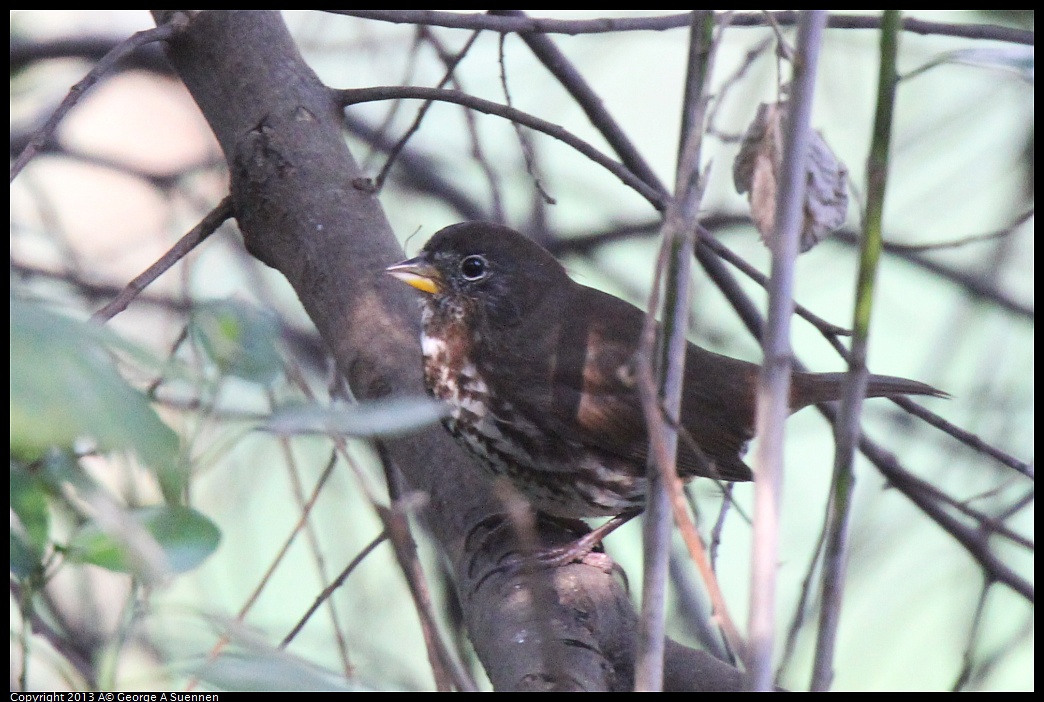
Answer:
[{"xmin": 386, "ymin": 221, "xmax": 569, "ymax": 329}]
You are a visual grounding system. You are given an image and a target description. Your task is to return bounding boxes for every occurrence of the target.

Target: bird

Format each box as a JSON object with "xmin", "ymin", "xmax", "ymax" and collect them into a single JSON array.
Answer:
[{"xmin": 386, "ymin": 221, "xmax": 945, "ymax": 556}]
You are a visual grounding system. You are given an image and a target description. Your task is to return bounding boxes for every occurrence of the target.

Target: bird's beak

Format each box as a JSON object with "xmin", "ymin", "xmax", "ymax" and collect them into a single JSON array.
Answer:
[{"xmin": 385, "ymin": 256, "xmax": 444, "ymax": 295}]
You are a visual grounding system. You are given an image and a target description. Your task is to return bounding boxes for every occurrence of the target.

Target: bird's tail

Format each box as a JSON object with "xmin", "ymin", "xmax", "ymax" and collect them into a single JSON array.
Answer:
[{"xmin": 791, "ymin": 372, "xmax": 947, "ymax": 410}]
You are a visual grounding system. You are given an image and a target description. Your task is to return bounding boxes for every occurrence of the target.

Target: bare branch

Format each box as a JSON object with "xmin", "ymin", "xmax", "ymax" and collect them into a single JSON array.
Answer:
[
  {"xmin": 848, "ymin": 420, "xmax": 1034, "ymax": 602},
  {"xmin": 372, "ymin": 31, "xmax": 482, "ymax": 193},
  {"xmin": 329, "ymin": 11, "xmax": 1034, "ymax": 45},
  {"xmin": 635, "ymin": 13, "xmax": 719, "ymax": 690},
  {"xmin": 489, "ymin": 9, "xmax": 666, "ymax": 194},
  {"xmin": 280, "ymin": 531, "xmax": 388, "ymax": 648},
  {"xmin": 877, "ymin": 209, "xmax": 1033, "ymax": 252},
  {"xmin": 749, "ymin": 12, "xmax": 828, "ymax": 691},
  {"xmin": 813, "ymin": 11, "xmax": 901, "ymax": 690},
  {"xmin": 338, "ymin": 86, "xmax": 667, "ymax": 209}
]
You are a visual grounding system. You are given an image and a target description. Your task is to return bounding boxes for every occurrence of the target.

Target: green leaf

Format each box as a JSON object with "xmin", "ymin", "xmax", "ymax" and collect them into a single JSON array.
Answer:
[
  {"xmin": 191, "ymin": 300, "xmax": 283, "ymax": 384},
  {"xmin": 9, "ymin": 298, "xmax": 183, "ymax": 499},
  {"xmin": 68, "ymin": 505, "xmax": 220, "ymax": 577},
  {"xmin": 10, "ymin": 467, "xmax": 50, "ymax": 556},
  {"xmin": 262, "ymin": 397, "xmax": 447, "ymax": 438}
]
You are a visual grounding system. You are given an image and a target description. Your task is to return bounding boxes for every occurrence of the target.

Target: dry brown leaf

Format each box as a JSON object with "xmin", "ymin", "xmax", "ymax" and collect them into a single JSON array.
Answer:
[{"xmin": 733, "ymin": 101, "xmax": 848, "ymax": 253}]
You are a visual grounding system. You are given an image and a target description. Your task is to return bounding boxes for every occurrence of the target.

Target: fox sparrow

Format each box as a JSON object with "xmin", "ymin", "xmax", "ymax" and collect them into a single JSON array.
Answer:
[{"xmin": 386, "ymin": 222, "xmax": 944, "ymax": 529}]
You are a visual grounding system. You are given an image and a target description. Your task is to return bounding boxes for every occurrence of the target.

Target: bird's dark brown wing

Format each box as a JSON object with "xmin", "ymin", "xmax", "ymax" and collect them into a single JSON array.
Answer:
[
  {"xmin": 490, "ymin": 283, "xmax": 755, "ymax": 483},
  {"xmin": 479, "ymin": 283, "xmax": 651, "ymax": 468}
]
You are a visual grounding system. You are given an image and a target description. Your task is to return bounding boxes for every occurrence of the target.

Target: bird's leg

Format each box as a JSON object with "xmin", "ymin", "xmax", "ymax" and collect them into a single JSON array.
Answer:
[
  {"xmin": 476, "ymin": 509, "xmax": 643, "ymax": 585},
  {"xmin": 532, "ymin": 508, "xmax": 643, "ymax": 568}
]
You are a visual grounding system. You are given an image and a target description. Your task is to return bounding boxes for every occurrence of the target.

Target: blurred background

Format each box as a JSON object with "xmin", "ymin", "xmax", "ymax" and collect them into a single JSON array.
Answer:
[{"xmin": 10, "ymin": 10, "xmax": 1033, "ymax": 691}]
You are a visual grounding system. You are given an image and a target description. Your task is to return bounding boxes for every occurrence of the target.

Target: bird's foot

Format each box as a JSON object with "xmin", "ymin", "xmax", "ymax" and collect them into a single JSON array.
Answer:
[{"xmin": 471, "ymin": 509, "xmax": 641, "ymax": 585}]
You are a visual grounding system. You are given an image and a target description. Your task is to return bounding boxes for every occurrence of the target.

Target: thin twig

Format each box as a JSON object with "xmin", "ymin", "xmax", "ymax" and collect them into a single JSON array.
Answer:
[
  {"xmin": 376, "ymin": 441, "xmax": 478, "ymax": 692},
  {"xmin": 10, "ymin": 580, "xmax": 98, "ymax": 688},
  {"xmin": 748, "ymin": 11, "xmax": 828, "ymax": 691},
  {"xmin": 187, "ymin": 448, "xmax": 342, "ymax": 690},
  {"xmin": 950, "ymin": 579, "xmax": 992, "ymax": 691},
  {"xmin": 761, "ymin": 10, "xmax": 796, "ymax": 62},
  {"xmin": 877, "ymin": 209, "xmax": 1033, "ymax": 252},
  {"xmin": 811, "ymin": 11, "xmax": 901, "ymax": 691},
  {"xmin": 490, "ymin": 9, "xmax": 666, "ymax": 194},
  {"xmin": 496, "ymin": 32, "xmax": 556, "ymax": 206},
  {"xmin": 925, "ymin": 478, "xmax": 1034, "ymax": 550},
  {"xmin": 698, "ymin": 233, "xmax": 852, "ymax": 337},
  {"xmin": 667, "ymin": 547, "xmax": 733, "ymax": 662},
  {"xmin": 708, "ymin": 485, "xmax": 735, "ymax": 572},
  {"xmin": 280, "ymin": 531, "xmax": 389, "ymax": 648},
  {"xmin": 420, "ymin": 27, "xmax": 506, "ymax": 220},
  {"xmin": 358, "ymin": 28, "xmax": 425, "ymax": 174},
  {"xmin": 635, "ymin": 14, "xmax": 751, "ymax": 688},
  {"xmin": 90, "ymin": 196, "xmax": 234, "ymax": 324},
  {"xmin": 995, "ymin": 487, "xmax": 1034, "ymax": 520},
  {"xmin": 635, "ymin": 13, "xmax": 712, "ymax": 690},
  {"xmin": 373, "ymin": 31, "xmax": 482, "ymax": 192},
  {"xmin": 267, "ymin": 382, "xmax": 353, "ymax": 677},
  {"xmin": 706, "ymin": 36, "xmax": 775, "ymax": 142},
  {"xmin": 956, "ymin": 603, "xmax": 1033, "ymax": 689},
  {"xmin": 777, "ymin": 515, "xmax": 827, "ymax": 680},
  {"xmin": 9, "ymin": 35, "xmax": 174, "ymax": 76},
  {"xmin": 338, "ymin": 86, "xmax": 667, "ymax": 209},
  {"xmin": 550, "ymin": 214, "xmax": 1035, "ymax": 321},
  {"xmin": 8, "ymin": 134, "xmax": 223, "ymax": 192},
  {"xmin": 832, "ymin": 229, "xmax": 1034, "ymax": 320},
  {"xmin": 830, "ymin": 404, "xmax": 1035, "ymax": 602},
  {"xmin": 342, "ymin": 111, "xmax": 489, "ymax": 221},
  {"xmin": 892, "ymin": 396, "xmax": 1032, "ymax": 477}
]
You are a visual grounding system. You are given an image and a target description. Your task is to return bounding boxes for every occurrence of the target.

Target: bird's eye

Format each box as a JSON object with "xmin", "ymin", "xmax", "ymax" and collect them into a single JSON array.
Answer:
[{"xmin": 459, "ymin": 255, "xmax": 488, "ymax": 281}]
